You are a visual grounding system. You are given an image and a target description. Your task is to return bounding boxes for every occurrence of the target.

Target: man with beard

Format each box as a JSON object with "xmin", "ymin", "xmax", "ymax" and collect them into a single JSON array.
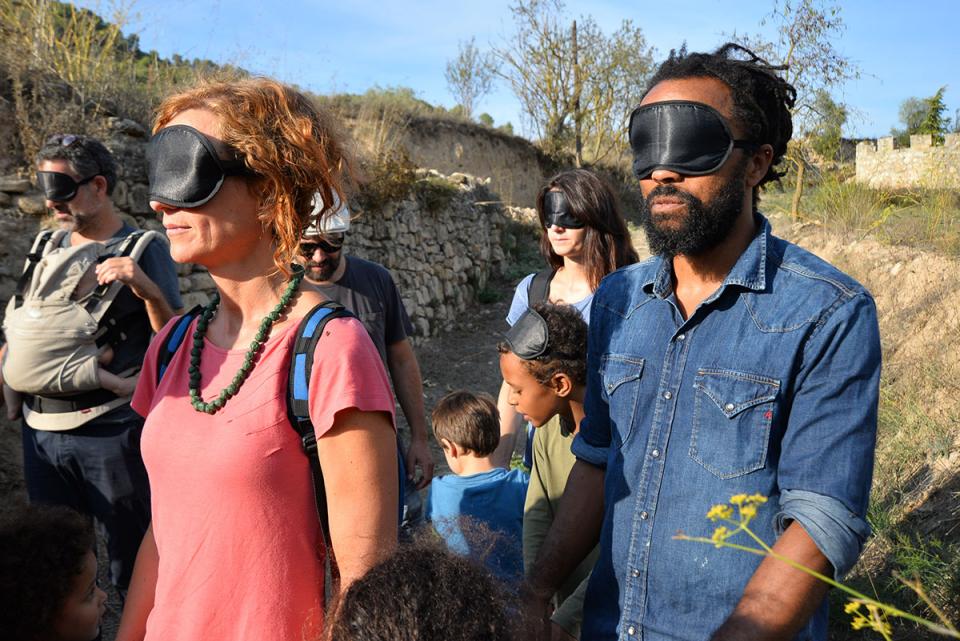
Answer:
[
  {"xmin": 300, "ymin": 199, "xmax": 435, "ymax": 517},
  {"xmin": 523, "ymin": 44, "xmax": 880, "ymax": 641},
  {"xmin": 0, "ymin": 134, "xmax": 181, "ymax": 598}
]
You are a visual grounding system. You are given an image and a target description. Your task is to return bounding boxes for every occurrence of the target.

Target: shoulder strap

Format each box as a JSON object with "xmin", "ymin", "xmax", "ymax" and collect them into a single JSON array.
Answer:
[
  {"xmin": 156, "ymin": 306, "xmax": 203, "ymax": 383},
  {"xmin": 84, "ymin": 230, "xmax": 160, "ymax": 317},
  {"xmin": 14, "ymin": 229, "xmax": 68, "ymax": 308},
  {"xmin": 526, "ymin": 269, "xmax": 556, "ymax": 306},
  {"xmin": 286, "ymin": 301, "xmax": 355, "ymax": 543}
]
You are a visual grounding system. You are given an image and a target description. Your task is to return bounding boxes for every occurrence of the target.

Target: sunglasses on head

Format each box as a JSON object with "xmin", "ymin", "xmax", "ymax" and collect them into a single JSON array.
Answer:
[
  {"xmin": 628, "ymin": 100, "xmax": 759, "ymax": 179},
  {"xmin": 46, "ymin": 133, "xmax": 83, "ymax": 148},
  {"xmin": 36, "ymin": 171, "xmax": 97, "ymax": 202},
  {"xmin": 300, "ymin": 236, "xmax": 344, "ymax": 255},
  {"xmin": 147, "ymin": 124, "xmax": 255, "ymax": 208},
  {"xmin": 542, "ymin": 191, "xmax": 585, "ymax": 229}
]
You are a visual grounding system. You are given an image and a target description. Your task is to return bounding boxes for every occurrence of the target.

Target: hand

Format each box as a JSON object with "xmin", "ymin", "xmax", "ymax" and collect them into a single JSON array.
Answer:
[
  {"xmin": 95, "ymin": 257, "xmax": 155, "ymax": 301},
  {"xmin": 520, "ymin": 581, "xmax": 554, "ymax": 641},
  {"xmin": 404, "ymin": 436, "xmax": 435, "ymax": 490}
]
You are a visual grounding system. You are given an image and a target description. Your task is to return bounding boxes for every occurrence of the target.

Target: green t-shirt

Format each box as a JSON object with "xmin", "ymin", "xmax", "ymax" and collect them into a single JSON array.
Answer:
[{"xmin": 523, "ymin": 414, "xmax": 600, "ymax": 638}]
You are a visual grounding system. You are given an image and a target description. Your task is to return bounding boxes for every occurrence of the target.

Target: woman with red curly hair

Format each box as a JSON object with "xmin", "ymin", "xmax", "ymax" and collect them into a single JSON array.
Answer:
[{"xmin": 115, "ymin": 78, "xmax": 398, "ymax": 641}]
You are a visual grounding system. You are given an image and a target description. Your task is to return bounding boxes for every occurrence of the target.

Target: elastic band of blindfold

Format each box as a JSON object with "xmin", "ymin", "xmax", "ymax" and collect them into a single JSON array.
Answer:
[{"xmin": 629, "ymin": 100, "xmax": 758, "ymax": 179}]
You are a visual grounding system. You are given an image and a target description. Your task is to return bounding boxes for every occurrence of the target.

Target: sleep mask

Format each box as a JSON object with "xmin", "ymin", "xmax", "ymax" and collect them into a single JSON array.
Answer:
[
  {"xmin": 504, "ymin": 308, "xmax": 549, "ymax": 360},
  {"xmin": 543, "ymin": 191, "xmax": 584, "ymax": 229},
  {"xmin": 36, "ymin": 171, "xmax": 97, "ymax": 202},
  {"xmin": 628, "ymin": 100, "xmax": 758, "ymax": 179},
  {"xmin": 147, "ymin": 124, "xmax": 254, "ymax": 208}
]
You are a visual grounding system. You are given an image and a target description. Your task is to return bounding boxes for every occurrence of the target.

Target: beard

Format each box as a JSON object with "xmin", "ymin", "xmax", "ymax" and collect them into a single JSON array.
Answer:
[
  {"xmin": 638, "ymin": 167, "xmax": 747, "ymax": 258},
  {"xmin": 304, "ymin": 254, "xmax": 341, "ymax": 282}
]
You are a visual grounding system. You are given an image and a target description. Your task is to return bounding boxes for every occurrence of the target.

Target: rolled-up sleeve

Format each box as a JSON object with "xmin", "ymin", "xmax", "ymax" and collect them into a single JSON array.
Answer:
[
  {"xmin": 777, "ymin": 291, "xmax": 881, "ymax": 579},
  {"xmin": 776, "ymin": 488, "xmax": 871, "ymax": 579},
  {"xmin": 572, "ymin": 293, "xmax": 613, "ymax": 469}
]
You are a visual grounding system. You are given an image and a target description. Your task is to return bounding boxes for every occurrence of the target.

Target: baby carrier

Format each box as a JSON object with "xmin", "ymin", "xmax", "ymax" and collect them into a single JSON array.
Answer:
[{"xmin": 2, "ymin": 228, "xmax": 160, "ymax": 404}]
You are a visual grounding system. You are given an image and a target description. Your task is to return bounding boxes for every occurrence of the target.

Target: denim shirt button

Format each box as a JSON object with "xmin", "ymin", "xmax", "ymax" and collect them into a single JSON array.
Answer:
[
  {"xmin": 663, "ymin": 391, "xmax": 672, "ymax": 400},
  {"xmin": 677, "ymin": 333, "xmax": 685, "ymax": 341},
  {"xmin": 631, "ymin": 568, "xmax": 640, "ymax": 577},
  {"xmin": 651, "ymin": 449, "xmax": 661, "ymax": 458},
  {"xmin": 724, "ymin": 402, "xmax": 735, "ymax": 411},
  {"xmin": 640, "ymin": 511, "xmax": 649, "ymax": 520},
  {"xmin": 627, "ymin": 625, "xmax": 637, "ymax": 636}
]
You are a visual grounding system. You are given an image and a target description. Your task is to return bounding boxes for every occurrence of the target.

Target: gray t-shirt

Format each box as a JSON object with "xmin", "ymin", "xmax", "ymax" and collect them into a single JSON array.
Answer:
[{"xmin": 312, "ymin": 255, "xmax": 413, "ymax": 363}]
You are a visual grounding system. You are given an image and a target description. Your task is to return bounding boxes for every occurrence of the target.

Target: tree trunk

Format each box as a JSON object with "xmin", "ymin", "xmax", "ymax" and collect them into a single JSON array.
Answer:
[
  {"xmin": 790, "ymin": 161, "xmax": 805, "ymax": 220},
  {"xmin": 572, "ymin": 19, "xmax": 582, "ymax": 168}
]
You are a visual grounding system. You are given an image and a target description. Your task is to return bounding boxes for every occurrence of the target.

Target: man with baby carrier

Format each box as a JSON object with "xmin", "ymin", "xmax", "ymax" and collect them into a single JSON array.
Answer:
[{"xmin": 0, "ymin": 134, "xmax": 182, "ymax": 597}]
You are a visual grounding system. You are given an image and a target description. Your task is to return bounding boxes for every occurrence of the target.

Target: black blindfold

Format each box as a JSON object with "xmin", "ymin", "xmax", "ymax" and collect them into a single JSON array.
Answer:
[
  {"xmin": 629, "ymin": 101, "xmax": 758, "ymax": 179},
  {"xmin": 504, "ymin": 308, "xmax": 550, "ymax": 360},
  {"xmin": 147, "ymin": 125, "xmax": 254, "ymax": 208},
  {"xmin": 36, "ymin": 171, "xmax": 96, "ymax": 202},
  {"xmin": 543, "ymin": 191, "xmax": 585, "ymax": 229}
]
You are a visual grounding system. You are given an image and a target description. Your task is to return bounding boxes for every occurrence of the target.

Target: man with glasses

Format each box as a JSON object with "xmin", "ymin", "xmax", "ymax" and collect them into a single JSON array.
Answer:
[
  {"xmin": 301, "ymin": 197, "xmax": 434, "ymax": 524},
  {"xmin": 0, "ymin": 134, "xmax": 182, "ymax": 598},
  {"xmin": 523, "ymin": 44, "xmax": 881, "ymax": 641}
]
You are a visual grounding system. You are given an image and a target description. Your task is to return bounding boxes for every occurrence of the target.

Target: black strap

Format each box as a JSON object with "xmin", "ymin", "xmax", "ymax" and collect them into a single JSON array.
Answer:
[
  {"xmin": 527, "ymin": 269, "xmax": 555, "ymax": 306},
  {"xmin": 14, "ymin": 230, "xmax": 56, "ymax": 308},
  {"xmin": 26, "ymin": 388, "xmax": 119, "ymax": 414},
  {"xmin": 286, "ymin": 301, "xmax": 354, "ymax": 548}
]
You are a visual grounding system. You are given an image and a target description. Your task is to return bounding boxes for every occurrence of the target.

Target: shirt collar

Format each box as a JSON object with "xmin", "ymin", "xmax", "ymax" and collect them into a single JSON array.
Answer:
[{"xmin": 642, "ymin": 212, "xmax": 771, "ymax": 299}]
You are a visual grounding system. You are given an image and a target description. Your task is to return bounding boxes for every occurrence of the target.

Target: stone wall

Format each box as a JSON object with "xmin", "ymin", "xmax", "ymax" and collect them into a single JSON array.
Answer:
[
  {"xmin": 856, "ymin": 133, "xmax": 960, "ymax": 190},
  {"xmin": 398, "ymin": 118, "xmax": 554, "ymax": 208},
  {"xmin": 0, "ymin": 123, "xmax": 516, "ymax": 339}
]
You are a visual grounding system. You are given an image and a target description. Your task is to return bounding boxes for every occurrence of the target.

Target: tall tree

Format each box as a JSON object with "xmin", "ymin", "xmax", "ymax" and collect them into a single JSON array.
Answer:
[
  {"xmin": 918, "ymin": 86, "xmax": 949, "ymax": 144},
  {"xmin": 444, "ymin": 37, "xmax": 496, "ymax": 120},
  {"xmin": 809, "ymin": 88, "xmax": 847, "ymax": 161},
  {"xmin": 735, "ymin": 0, "xmax": 858, "ymax": 218},
  {"xmin": 492, "ymin": 0, "xmax": 653, "ymax": 162}
]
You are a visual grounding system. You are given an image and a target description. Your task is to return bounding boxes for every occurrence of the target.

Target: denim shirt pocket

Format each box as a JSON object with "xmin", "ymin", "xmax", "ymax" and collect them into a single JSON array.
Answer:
[
  {"xmin": 600, "ymin": 354, "xmax": 645, "ymax": 449},
  {"xmin": 689, "ymin": 368, "xmax": 780, "ymax": 479}
]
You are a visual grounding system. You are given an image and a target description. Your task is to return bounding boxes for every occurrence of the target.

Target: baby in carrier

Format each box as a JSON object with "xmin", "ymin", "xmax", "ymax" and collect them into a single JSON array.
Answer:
[{"xmin": 2, "ymin": 230, "xmax": 154, "ymax": 418}]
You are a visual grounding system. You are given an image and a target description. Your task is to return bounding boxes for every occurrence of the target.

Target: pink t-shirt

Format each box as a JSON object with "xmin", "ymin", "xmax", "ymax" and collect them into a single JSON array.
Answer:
[{"xmin": 132, "ymin": 313, "xmax": 395, "ymax": 641}]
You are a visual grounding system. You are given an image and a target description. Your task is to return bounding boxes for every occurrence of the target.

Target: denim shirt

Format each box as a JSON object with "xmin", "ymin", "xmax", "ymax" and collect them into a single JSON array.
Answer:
[{"xmin": 572, "ymin": 215, "xmax": 880, "ymax": 641}]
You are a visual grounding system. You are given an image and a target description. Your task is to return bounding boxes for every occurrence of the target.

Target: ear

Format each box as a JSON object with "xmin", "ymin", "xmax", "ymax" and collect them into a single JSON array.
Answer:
[
  {"xmin": 440, "ymin": 438, "xmax": 459, "ymax": 458},
  {"xmin": 550, "ymin": 372, "xmax": 574, "ymax": 398},
  {"xmin": 745, "ymin": 144, "xmax": 774, "ymax": 189},
  {"xmin": 92, "ymin": 174, "xmax": 110, "ymax": 198}
]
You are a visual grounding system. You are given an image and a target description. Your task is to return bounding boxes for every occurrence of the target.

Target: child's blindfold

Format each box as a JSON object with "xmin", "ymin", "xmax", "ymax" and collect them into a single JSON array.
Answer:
[
  {"xmin": 629, "ymin": 101, "xmax": 758, "ymax": 179},
  {"xmin": 147, "ymin": 124, "xmax": 255, "ymax": 208}
]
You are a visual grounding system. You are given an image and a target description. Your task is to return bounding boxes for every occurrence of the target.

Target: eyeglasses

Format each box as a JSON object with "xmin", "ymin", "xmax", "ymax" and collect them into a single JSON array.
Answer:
[{"xmin": 300, "ymin": 237, "xmax": 344, "ymax": 256}]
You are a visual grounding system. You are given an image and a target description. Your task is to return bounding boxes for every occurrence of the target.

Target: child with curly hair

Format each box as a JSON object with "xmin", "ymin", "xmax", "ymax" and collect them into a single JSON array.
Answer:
[
  {"xmin": 0, "ymin": 503, "xmax": 107, "ymax": 641},
  {"xmin": 498, "ymin": 302, "xmax": 599, "ymax": 641}
]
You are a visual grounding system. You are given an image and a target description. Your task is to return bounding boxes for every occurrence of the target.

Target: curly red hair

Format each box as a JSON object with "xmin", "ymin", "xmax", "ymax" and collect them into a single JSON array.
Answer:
[{"xmin": 154, "ymin": 77, "xmax": 355, "ymax": 275}]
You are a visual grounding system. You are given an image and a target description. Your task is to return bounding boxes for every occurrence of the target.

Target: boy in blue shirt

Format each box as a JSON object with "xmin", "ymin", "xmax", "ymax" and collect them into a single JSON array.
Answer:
[{"xmin": 426, "ymin": 390, "xmax": 529, "ymax": 584}]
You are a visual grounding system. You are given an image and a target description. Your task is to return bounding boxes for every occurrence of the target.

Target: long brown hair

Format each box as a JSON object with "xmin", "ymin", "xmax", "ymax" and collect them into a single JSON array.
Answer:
[
  {"xmin": 154, "ymin": 77, "xmax": 355, "ymax": 275},
  {"xmin": 536, "ymin": 169, "xmax": 639, "ymax": 290}
]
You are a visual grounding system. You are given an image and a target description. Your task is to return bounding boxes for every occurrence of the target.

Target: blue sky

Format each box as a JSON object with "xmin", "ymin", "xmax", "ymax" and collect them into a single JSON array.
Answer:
[{"xmin": 83, "ymin": 0, "xmax": 959, "ymax": 139}]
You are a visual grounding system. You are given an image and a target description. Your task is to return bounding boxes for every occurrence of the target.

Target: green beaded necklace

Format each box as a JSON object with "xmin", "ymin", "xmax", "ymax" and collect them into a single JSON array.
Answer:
[{"xmin": 189, "ymin": 267, "xmax": 305, "ymax": 414}]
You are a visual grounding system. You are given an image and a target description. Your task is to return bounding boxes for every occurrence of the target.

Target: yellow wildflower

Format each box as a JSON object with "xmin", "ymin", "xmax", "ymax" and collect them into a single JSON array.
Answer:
[
  {"xmin": 729, "ymin": 494, "xmax": 748, "ymax": 505},
  {"xmin": 740, "ymin": 504, "xmax": 758, "ymax": 520},
  {"xmin": 711, "ymin": 526, "xmax": 730, "ymax": 547},
  {"xmin": 746, "ymin": 493, "xmax": 768, "ymax": 505},
  {"xmin": 844, "ymin": 601, "xmax": 862, "ymax": 614},
  {"xmin": 706, "ymin": 504, "xmax": 734, "ymax": 521}
]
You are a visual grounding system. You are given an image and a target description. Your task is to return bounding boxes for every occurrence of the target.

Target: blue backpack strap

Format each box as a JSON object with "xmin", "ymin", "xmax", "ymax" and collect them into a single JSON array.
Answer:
[
  {"xmin": 287, "ymin": 301, "xmax": 355, "ymax": 545},
  {"xmin": 156, "ymin": 306, "xmax": 202, "ymax": 383}
]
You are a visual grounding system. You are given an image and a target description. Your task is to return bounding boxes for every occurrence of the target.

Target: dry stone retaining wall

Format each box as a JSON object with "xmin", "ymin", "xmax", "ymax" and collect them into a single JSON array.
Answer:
[
  {"xmin": 856, "ymin": 133, "xmax": 960, "ymax": 190},
  {"xmin": 0, "ymin": 124, "xmax": 516, "ymax": 339}
]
